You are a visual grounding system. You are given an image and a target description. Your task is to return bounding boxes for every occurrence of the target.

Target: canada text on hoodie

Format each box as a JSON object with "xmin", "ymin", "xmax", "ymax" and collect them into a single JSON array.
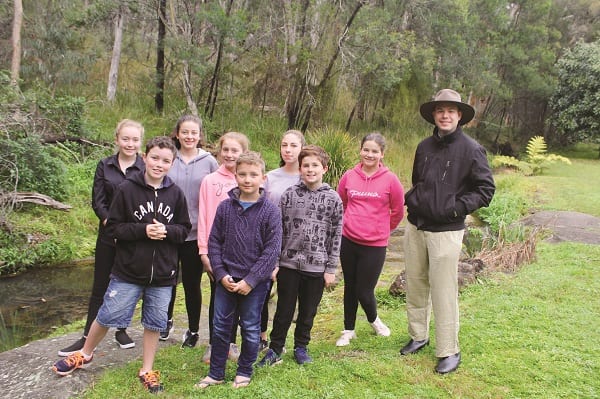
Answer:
[{"xmin": 105, "ymin": 170, "xmax": 191, "ymax": 286}]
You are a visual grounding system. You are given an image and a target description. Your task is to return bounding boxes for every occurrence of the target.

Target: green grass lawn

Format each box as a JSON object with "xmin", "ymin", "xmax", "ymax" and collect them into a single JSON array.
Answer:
[
  {"xmin": 533, "ymin": 159, "xmax": 600, "ymax": 217},
  {"xmin": 80, "ymin": 152, "xmax": 600, "ymax": 398},
  {"xmin": 81, "ymin": 242, "xmax": 600, "ymax": 399}
]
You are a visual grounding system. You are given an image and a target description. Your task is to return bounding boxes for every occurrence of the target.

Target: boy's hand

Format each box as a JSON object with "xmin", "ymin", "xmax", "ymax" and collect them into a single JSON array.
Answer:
[
  {"xmin": 324, "ymin": 272, "xmax": 335, "ymax": 288},
  {"xmin": 234, "ymin": 280, "xmax": 253, "ymax": 296},
  {"xmin": 221, "ymin": 275, "xmax": 236, "ymax": 291},
  {"xmin": 271, "ymin": 266, "xmax": 279, "ymax": 282},
  {"xmin": 146, "ymin": 218, "xmax": 167, "ymax": 240},
  {"xmin": 200, "ymin": 254, "xmax": 214, "ymax": 281}
]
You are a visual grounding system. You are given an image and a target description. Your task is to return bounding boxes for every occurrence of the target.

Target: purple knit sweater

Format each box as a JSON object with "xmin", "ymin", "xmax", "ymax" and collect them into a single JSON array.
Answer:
[{"xmin": 208, "ymin": 187, "xmax": 282, "ymax": 288}]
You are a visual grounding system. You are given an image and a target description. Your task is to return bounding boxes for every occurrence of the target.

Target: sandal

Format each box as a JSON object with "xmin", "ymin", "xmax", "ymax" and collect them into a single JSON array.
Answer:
[
  {"xmin": 232, "ymin": 376, "xmax": 251, "ymax": 389},
  {"xmin": 194, "ymin": 376, "xmax": 224, "ymax": 389}
]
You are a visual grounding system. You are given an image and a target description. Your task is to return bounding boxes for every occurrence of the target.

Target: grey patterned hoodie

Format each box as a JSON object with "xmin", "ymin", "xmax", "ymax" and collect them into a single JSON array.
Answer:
[{"xmin": 278, "ymin": 182, "xmax": 343, "ymax": 275}]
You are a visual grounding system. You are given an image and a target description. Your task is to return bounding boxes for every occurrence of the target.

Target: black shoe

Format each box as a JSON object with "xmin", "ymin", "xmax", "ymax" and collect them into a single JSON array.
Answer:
[
  {"xmin": 399, "ymin": 339, "xmax": 429, "ymax": 355},
  {"xmin": 181, "ymin": 330, "xmax": 199, "ymax": 348},
  {"xmin": 435, "ymin": 352, "xmax": 461, "ymax": 374},
  {"xmin": 58, "ymin": 336, "xmax": 86, "ymax": 357},
  {"xmin": 115, "ymin": 329, "xmax": 135, "ymax": 349},
  {"xmin": 160, "ymin": 319, "xmax": 174, "ymax": 341}
]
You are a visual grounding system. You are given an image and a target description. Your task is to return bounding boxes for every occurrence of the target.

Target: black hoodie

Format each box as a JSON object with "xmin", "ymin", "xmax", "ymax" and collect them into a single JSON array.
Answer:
[{"xmin": 105, "ymin": 170, "xmax": 191, "ymax": 286}]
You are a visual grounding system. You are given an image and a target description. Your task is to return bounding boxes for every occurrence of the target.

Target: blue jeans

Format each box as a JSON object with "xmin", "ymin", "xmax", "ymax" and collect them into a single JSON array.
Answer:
[
  {"xmin": 209, "ymin": 281, "xmax": 268, "ymax": 380},
  {"xmin": 96, "ymin": 277, "xmax": 171, "ymax": 332}
]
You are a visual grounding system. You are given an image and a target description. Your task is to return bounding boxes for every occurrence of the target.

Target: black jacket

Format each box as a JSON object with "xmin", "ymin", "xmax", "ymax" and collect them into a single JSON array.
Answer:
[
  {"xmin": 105, "ymin": 170, "xmax": 191, "ymax": 286},
  {"xmin": 405, "ymin": 127, "xmax": 495, "ymax": 232},
  {"xmin": 92, "ymin": 154, "xmax": 145, "ymax": 245}
]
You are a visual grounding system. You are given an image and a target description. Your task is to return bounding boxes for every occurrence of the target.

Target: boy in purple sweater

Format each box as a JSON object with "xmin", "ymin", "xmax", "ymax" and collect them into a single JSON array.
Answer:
[{"xmin": 196, "ymin": 151, "xmax": 282, "ymax": 390}]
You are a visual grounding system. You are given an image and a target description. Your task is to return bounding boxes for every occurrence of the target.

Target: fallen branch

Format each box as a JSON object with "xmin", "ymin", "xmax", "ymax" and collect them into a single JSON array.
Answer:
[{"xmin": 0, "ymin": 192, "xmax": 71, "ymax": 211}]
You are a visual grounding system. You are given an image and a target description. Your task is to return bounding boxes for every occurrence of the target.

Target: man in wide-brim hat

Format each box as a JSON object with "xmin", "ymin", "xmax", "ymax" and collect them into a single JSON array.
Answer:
[
  {"xmin": 419, "ymin": 88, "xmax": 475, "ymax": 131},
  {"xmin": 400, "ymin": 88, "xmax": 495, "ymax": 374}
]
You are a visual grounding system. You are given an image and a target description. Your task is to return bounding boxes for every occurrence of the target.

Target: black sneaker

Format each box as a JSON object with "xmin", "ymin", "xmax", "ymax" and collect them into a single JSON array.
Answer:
[
  {"xmin": 139, "ymin": 370, "xmax": 164, "ymax": 394},
  {"xmin": 181, "ymin": 330, "xmax": 199, "ymax": 348},
  {"xmin": 115, "ymin": 330, "xmax": 135, "ymax": 349},
  {"xmin": 256, "ymin": 348, "xmax": 282, "ymax": 367},
  {"xmin": 160, "ymin": 319, "xmax": 174, "ymax": 341},
  {"xmin": 294, "ymin": 347, "xmax": 312, "ymax": 365},
  {"xmin": 58, "ymin": 336, "xmax": 86, "ymax": 357}
]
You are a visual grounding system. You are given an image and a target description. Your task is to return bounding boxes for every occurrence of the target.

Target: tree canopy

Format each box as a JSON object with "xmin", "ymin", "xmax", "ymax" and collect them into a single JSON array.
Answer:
[{"xmin": 1, "ymin": 0, "xmax": 599, "ymax": 147}]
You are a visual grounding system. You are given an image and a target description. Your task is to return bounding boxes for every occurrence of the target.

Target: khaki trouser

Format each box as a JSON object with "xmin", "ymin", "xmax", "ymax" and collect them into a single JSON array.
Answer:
[{"xmin": 403, "ymin": 222, "xmax": 463, "ymax": 358}]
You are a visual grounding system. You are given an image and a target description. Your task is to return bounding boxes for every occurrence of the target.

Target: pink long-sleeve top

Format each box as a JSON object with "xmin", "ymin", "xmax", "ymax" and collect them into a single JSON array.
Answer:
[
  {"xmin": 337, "ymin": 163, "xmax": 405, "ymax": 247},
  {"xmin": 197, "ymin": 164, "xmax": 238, "ymax": 254}
]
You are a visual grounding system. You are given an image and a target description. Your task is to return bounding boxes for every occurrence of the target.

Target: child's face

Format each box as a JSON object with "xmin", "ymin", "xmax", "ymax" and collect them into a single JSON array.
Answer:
[
  {"xmin": 219, "ymin": 139, "xmax": 244, "ymax": 171},
  {"xmin": 360, "ymin": 140, "xmax": 384, "ymax": 169},
  {"xmin": 176, "ymin": 120, "xmax": 201, "ymax": 151},
  {"xmin": 235, "ymin": 162, "xmax": 265, "ymax": 197},
  {"xmin": 143, "ymin": 146, "xmax": 175, "ymax": 185},
  {"xmin": 300, "ymin": 155, "xmax": 327, "ymax": 190},
  {"xmin": 115, "ymin": 125, "xmax": 142, "ymax": 157},
  {"xmin": 280, "ymin": 133, "xmax": 302, "ymax": 166}
]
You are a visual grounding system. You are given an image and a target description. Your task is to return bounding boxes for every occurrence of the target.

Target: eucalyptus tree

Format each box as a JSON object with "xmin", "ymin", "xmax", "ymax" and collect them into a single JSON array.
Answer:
[
  {"xmin": 10, "ymin": 0, "xmax": 22, "ymax": 87},
  {"xmin": 275, "ymin": 0, "xmax": 368, "ymax": 131},
  {"xmin": 18, "ymin": 0, "xmax": 96, "ymax": 91},
  {"xmin": 341, "ymin": 2, "xmax": 417, "ymax": 131},
  {"xmin": 155, "ymin": 0, "xmax": 166, "ymax": 112}
]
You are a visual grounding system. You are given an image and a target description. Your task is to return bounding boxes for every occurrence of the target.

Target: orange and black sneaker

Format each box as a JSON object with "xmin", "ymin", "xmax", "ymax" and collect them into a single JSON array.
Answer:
[
  {"xmin": 52, "ymin": 351, "xmax": 93, "ymax": 376},
  {"xmin": 139, "ymin": 370, "xmax": 164, "ymax": 394}
]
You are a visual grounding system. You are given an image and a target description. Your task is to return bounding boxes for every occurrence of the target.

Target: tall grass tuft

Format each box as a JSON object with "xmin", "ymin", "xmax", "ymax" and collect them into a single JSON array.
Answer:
[
  {"xmin": 307, "ymin": 128, "xmax": 357, "ymax": 188},
  {"xmin": 0, "ymin": 312, "xmax": 22, "ymax": 352}
]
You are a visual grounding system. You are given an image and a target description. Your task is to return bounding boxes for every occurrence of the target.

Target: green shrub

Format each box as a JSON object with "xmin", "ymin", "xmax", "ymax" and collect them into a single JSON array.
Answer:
[
  {"xmin": 468, "ymin": 189, "xmax": 532, "ymax": 255},
  {"xmin": 307, "ymin": 128, "xmax": 356, "ymax": 188},
  {"xmin": 0, "ymin": 135, "xmax": 68, "ymax": 201}
]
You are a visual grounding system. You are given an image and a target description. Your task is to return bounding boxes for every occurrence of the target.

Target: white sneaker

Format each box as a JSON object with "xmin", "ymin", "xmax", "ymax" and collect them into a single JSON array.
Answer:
[
  {"xmin": 370, "ymin": 317, "xmax": 391, "ymax": 337},
  {"xmin": 336, "ymin": 330, "xmax": 357, "ymax": 347}
]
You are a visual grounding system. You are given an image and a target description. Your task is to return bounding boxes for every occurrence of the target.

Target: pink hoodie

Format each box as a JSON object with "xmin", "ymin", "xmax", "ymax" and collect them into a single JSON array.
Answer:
[
  {"xmin": 197, "ymin": 164, "xmax": 237, "ymax": 254},
  {"xmin": 337, "ymin": 163, "xmax": 405, "ymax": 247}
]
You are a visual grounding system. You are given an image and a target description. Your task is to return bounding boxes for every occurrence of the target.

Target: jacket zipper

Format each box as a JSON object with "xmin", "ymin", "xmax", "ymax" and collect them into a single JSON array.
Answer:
[
  {"xmin": 441, "ymin": 160, "xmax": 450, "ymax": 181},
  {"xmin": 150, "ymin": 189, "xmax": 158, "ymax": 284}
]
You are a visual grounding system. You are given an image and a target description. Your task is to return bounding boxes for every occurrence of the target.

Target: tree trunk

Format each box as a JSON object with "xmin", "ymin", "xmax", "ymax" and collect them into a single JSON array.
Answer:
[
  {"xmin": 183, "ymin": 61, "xmax": 199, "ymax": 116},
  {"xmin": 155, "ymin": 0, "xmax": 167, "ymax": 113},
  {"xmin": 10, "ymin": 0, "xmax": 23, "ymax": 87},
  {"xmin": 205, "ymin": 0, "xmax": 234, "ymax": 119},
  {"xmin": 106, "ymin": 11, "xmax": 125, "ymax": 103}
]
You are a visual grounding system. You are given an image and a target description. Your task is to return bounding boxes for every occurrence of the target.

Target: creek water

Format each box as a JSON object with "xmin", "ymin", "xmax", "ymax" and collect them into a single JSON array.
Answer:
[{"xmin": 0, "ymin": 260, "xmax": 94, "ymax": 352}]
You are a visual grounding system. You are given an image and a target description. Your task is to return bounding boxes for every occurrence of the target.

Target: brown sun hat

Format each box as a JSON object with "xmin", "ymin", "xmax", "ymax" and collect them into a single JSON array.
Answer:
[{"xmin": 419, "ymin": 89, "xmax": 475, "ymax": 126}]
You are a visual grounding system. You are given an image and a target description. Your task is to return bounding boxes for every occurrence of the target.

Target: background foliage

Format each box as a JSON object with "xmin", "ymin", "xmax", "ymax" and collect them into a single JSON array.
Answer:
[{"xmin": 1, "ymin": 0, "xmax": 599, "ymax": 271}]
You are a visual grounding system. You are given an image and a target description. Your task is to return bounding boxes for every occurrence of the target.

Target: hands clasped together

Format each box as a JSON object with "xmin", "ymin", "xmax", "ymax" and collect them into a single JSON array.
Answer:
[
  {"xmin": 221, "ymin": 275, "xmax": 253, "ymax": 296},
  {"xmin": 146, "ymin": 218, "xmax": 167, "ymax": 240}
]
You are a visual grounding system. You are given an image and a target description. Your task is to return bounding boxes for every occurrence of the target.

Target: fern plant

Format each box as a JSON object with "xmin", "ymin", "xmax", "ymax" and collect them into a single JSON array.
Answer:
[{"xmin": 490, "ymin": 136, "xmax": 571, "ymax": 175}]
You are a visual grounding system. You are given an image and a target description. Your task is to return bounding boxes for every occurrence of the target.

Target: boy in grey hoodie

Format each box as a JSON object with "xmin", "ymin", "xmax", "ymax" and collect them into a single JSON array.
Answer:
[{"xmin": 257, "ymin": 145, "xmax": 343, "ymax": 366}]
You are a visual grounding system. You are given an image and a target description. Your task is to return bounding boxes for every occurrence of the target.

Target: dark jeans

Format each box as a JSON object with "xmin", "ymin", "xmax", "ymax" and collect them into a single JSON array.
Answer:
[
  {"xmin": 84, "ymin": 237, "xmax": 119, "ymax": 336},
  {"xmin": 208, "ymin": 278, "xmax": 238, "ymax": 344},
  {"xmin": 340, "ymin": 236, "xmax": 387, "ymax": 330},
  {"xmin": 209, "ymin": 281, "xmax": 268, "ymax": 380},
  {"xmin": 166, "ymin": 241, "xmax": 203, "ymax": 332},
  {"xmin": 269, "ymin": 267, "xmax": 324, "ymax": 354}
]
